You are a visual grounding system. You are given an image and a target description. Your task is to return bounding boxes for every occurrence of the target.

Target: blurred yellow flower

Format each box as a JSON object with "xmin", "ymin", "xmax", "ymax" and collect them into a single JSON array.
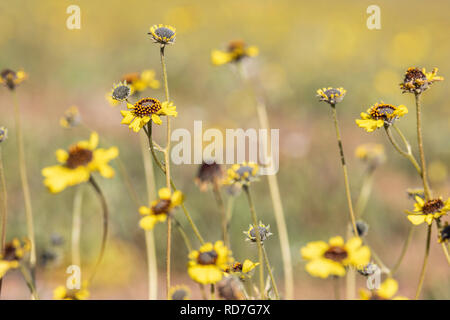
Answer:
[
  {"xmin": 226, "ymin": 162, "xmax": 259, "ymax": 186},
  {"xmin": 359, "ymin": 278, "xmax": 407, "ymax": 300},
  {"xmin": 211, "ymin": 40, "xmax": 259, "ymax": 66},
  {"xmin": 59, "ymin": 106, "xmax": 81, "ymax": 129},
  {"xmin": 356, "ymin": 102, "xmax": 408, "ymax": 132},
  {"xmin": 0, "ymin": 238, "xmax": 31, "ymax": 279},
  {"xmin": 316, "ymin": 87, "xmax": 346, "ymax": 105},
  {"xmin": 355, "ymin": 143, "xmax": 386, "ymax": 168},
  {"xmin": 188, "ymin": 241, "xmax": 232, "ymax": 285},
  {"xmin": 121, "ymin": 98, "xmax": 177, "ymax": 133},
  {"xmin": 400, "ymin": 67, "xmax": 444, "ymax": 94},
  {"xmin": 149, "ymin": 24, "xmax": 176, "ymax": 45},
  {"xmin": 405, "ymin": 196, "xmax": 450, "ymax": 225},
  {"xmin": 300, "ymin": 236, "xmax": 371, "ymax": 279},
  {"xmin": 139, "ymin": 187, "xmax": 183, "ymax": 230},
  {"xmin": 0, "ymin": 69, "xmax": 27, "ymax": 90},
  {"xmin": 42, "ymin": 132, "xmax": 118, "ymax": 193},
  {"xmin": 53, "ymin": 281, "xmax": 90, "ymax": 300}
]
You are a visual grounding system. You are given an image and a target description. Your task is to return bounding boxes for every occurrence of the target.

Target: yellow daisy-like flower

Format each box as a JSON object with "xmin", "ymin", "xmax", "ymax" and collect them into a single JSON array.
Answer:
[
  {"xmin": 211, "ymin": 40, "xmax": 259, "ymax": 66},
  {"xmin": 226, "ymin": 162, "xmax": 259, "ymax": 186},
  {"xmin": 139, "ymin": 187, "xmax": 183, "ymax": 230},
  {"xmin": 108, "ymin": 81, "xmax": 131, "ymax": 105},
  {"xmin": 359, "ymin": 278, "xmax": 408, "ymax": 300},
  {"xmin": 0, "ymin": 69, "xmax": 27, "ymax": 90},
  {"xmin": 356, "ymin": 102, "xmax": 408, "ymax": 133},
  {"xmin": 405, "ymin": 196, "xmax": 450, "ymax": 225},
  {"xmin": 245, "ymin": 222, "xmax": 272, "ymax": 243},
  {"xmin": 0, "ymin": 126, "xmax": 8, "ymax": 143},
  {"xmin": 316, "ymin": 87, "xmax": 346, "ymax": 105},
  {"xmin": 120, "ymin": 98, "xmax": 177, "ymax": 133},
  {"xmin": 42, "ymin": 132, "xmax": 119, "ymax": 193},
  {"xmin": 60, "ymin": 106, "xmax": 81, "ymax": 129},
  {"xmin": 168, "ymin": 285, "xmax": 190, "ymax": 300},
  {"xmin": 400, "ymin": 67, "xmax": 444, "ymax": 94},
  {"xmin": 355, "ymin": 143, "xmax": 386, "ymax": 168},
  {"xmin": 53, "ymin": 281, "xmax": 90, "ymax": 300},
  {"xmin": 0, "ymin": 238, "xmax": 31, "ymax": 279},
  {"xmin": 300, "ymin": 236, "xmax": 371, "ymax": 279},
  {"xmin": 188, "ymin": 241, "xmax": 233, "ymax": 285},
  {"xmin": 149, "ymin": 24, "xmax": 176, "ymax": 45},
  {"xmin": 225, "ymin": 259, "xmax": 259, "ymax": 280}
]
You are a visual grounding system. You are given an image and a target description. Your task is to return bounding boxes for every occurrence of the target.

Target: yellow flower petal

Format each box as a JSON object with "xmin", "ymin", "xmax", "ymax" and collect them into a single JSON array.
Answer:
[
  {"xmin": 300, "ymin": 241, "xmax": 328, "ymax": 260},
  {"xmin": 378, "ymin": 278, "xmax": 398, "ymax": 299},
  {"xmin": 329, "ymin": 236, "xmax": 345, "ymax": 247},
  {"xmin": 407, "ymin": 215, "xmax": 426, "ymax": 225},
  {"xmin": 55, "ymin": 149, "xmax": 69, "ymax": 163}
]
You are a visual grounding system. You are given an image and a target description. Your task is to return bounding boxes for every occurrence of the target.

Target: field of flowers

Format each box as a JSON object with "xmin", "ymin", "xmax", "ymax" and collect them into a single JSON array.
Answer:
[{"xmin": 0, "ymin": 0, "xmax": 449, "ymax": 300}]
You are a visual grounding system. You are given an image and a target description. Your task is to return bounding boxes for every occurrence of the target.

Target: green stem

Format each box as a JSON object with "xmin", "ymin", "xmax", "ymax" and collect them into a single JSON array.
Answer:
[
  {"xmin": 243, "ymin": 185, "xmax": 265, "ymax": 299},
  {"xmin": 210, "ymin": 284, "xmax": 215, "ymax": 300},
  {"xmin": 415, "ymin": 224, "xmax": 431, "ymax": 299},
  {"xmin": 331, "ymin": 105, "xmax": 358, "ymax": 236},
  {"xmin": 390, "ymin": 225, "xmax": 414, "ymax": 276},
  {"xmin": 0, "ymin": 147, "xmax": 7, "ymax": 296},
  {"xmin": 355, "ymin": 168, "xmax": 375, "ymax": 218},
  {"xmin": 213, "ymin": 182, "xmax": 229, "ymax": 248},
  {"xmin": 19, "ymin": 265, "xmax": 38, "ymax": 300},
  {"xmin": 333, "ymin": 276, "xmax": 341, "ymax": 300},
  {"xmin": 71, "ymin": 185, "xmax": 83, "ymax": 267},
  {"xmin": 12, "ymin": 91, "xmax": 36, "ymax": 283},
  {"xmin": 385, "ymin": 125, "xmax": 422, "ymax": 176},
  {"xmin": 262, "ymin": 244, "xmax": 280, "ymax": 299},
  {"xmin": 88, "ymin": 176, "xmax": 109, "ymax": 283},
  {"xmin": 415, "ymin": 94, "xmax": 431, "ymax": 200}
]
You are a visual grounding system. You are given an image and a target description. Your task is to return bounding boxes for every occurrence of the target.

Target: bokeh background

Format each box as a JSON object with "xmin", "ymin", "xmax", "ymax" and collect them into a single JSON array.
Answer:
[{"xmin": 0, "ymin": 0, "xmax": 449, "ymax": 299}]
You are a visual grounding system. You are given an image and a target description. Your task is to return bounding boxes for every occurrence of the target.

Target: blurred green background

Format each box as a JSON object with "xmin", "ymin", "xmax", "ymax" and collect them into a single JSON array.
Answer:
[{"xmin": 0, "ymin": 0, "xmax": 449, "ymax": 299}]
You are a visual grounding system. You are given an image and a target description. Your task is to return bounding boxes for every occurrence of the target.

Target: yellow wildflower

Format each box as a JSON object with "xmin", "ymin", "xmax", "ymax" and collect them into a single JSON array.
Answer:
[
  {"xmin": 42, "ymin": 132, "xmax": 119, "ymax": 193},
  {"xmin": 0, "ymin": 238, "xmax": 31, "ymax": 279},
  {"xmin": 405, "ymin": 196, "xmax": 450, "ymax": 225},
  {"xmin": 148, "ymin": 24, "xmax": 176, "ymax": 45},
  {"xmin": 59, "ymin": 106, "xmax": 81, "ymax": 129},
  {"xmin": 211, "ymin": 40, "xmax": 259, "ymax": 66},
  {"xmin": 360, "ymin": 278, "xmax": 408, "ymax": 300},
  {"xmin": 400, "ymin": 67, "xmax": 443, "ymax": 94},
  {"xmin": 316, "ymin": 87, "xmax": 346, "ymax": 105},
  {"xmin": 226, "ymin": 162, "xmax": 259, "ymax": 186},
  {"xmin": 356, "ymin": 102, "xmax": 408, "ymax": 133},
  {"xmin": 0, "ymin": 69, "xmax": 27, "ymax": 90}
]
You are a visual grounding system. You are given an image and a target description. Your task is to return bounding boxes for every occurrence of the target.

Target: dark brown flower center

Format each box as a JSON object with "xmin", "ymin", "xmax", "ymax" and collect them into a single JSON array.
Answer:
[
  {"xmin": 231, "ymin": 262, "xmax": 243, "ymax": 272},
  {"xmin": 197, "ymin": 162, "xmax": 223, "ymax": 184},
  {"xmin": 404, "ymin": 68, "xmax": 426, "ymax": 83},
  {"xmin": 197, "ymin": 250, "xmax": 218, "ymax": 265},
  {"xmin": 151, "ymin": 199, "xmax": 171, "ymax": 215},
  {"xmin": 324, "ymin": 246, "xmax": 348, "ymax": 262},
  {"xmin": 66, "ymin": 146, "xmax": 93, "ymax": 169},
  {"xmin": 370, "ymin": 104, "xmax": 396, "ymax": 120},
  {"xmin": 228, "ymin": 40, "xmax": 245, "ymax": 52},
  {"xmin": 2, "ymin": 243, "xmax": 18, "ymax": 261},
  {"xmin": 132, "ymin": 98, "xmax": 161, "ymax": 117},
  {"xmin": 422, "ymin": 199, "xmax": 444, "ymax": 214}
]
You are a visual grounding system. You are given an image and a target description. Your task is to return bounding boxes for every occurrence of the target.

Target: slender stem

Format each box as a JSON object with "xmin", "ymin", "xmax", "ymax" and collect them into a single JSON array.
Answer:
[
  {"xmin": 239, "ymin": 62, "xmax": 294, "ymax": 300},
  {"xmin": 213, "ymin": 182, "xmax": 229, "ymax": 247},
  {"xmin": 140, "ymin": 131, "xmax": 158, "ymax": 300},
  {"xmin": 441, "ymin": 243, "xmax": 450, "ymax": 265},
  {"xmin": 415, "ymin": 94, "xmax": 431, "ymax": 200},
  {"xmin": 355, "ymin": 167, "xmax": 375, "ymax": 218},
  {"xmin": 262, "ymin": 245, "xmax": 280, "ymax": 299},
  {"xmin": 210, "ymin": 284, "xmax": 215, "ymax": 300},
  {"xmin": 199, "ymin": 284, "xmax": 207, "ymax": 300},
  {"xmin": 333, "ymin": 276, "xmax": 341, "ymax": 300},
  {"xmin": 19, "ymin": 265, "xmax": 39, "ymax": 300},
  {"xmin": 385, "ymin": 126, "xmax": 422, "ymax": 176},
  {"xmin": 415, "ymin": 224, "xmax": 431, "ymax": 299},
  {"xmin": 0, "ymin": 147, "xmax": 7, "ymax": 296},
  {"xmin": 88, "ymin": 176, "xmax": 108, "ymax": 283},
  {"xmin": 390, "ymin": 225, "xmax": 414, "ymax": 276},
  {"xmin": 370, "ymin": 247, "xmax": 390, "ymax": 274},
  {"xmin": 243, "ymin": 185, "xmax": 265, "ymax": 299},
  {"xmin": 71, "ymin": 185, "xmax": 83, "ymax": 267},
  {"xmin": 160, "ymin": 44, "xmax": 172, "ymax": 300},
  {"xmin": 12, "ymin": 91, "xmax": 36, "ymax": 282},
  {"xmin": 331, "ymin": 105, "xmax": 358, "ymax": 236},
  {"xmin": 174, "ymin": 218, "xmax": 192, "ymax": 252}
]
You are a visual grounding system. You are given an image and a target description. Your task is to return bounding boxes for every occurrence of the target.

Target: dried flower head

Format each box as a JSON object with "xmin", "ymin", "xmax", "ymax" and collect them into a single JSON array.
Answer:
[
  {"xmin": 60, "ymin": 106, "xmax": 81, "ymax": 129},
  {"xmin": 111, "ymin": 82, "xmax": 131, "ymax": 102},
  {"xmin": 400, "ymin": 67, "xmax": 443, "ymax": 94},
  {"xmin": 217, "ymin": 276, "xmax": 245, "ymax": 300},
  {"xmin": 316, "ymin": 87, "xmax": 346, "ymax": 105},
  {"xmin": 352, "ymin": 220, "xmax": 369, "ymax": 237},
  {"xmin": 149, "ymin": 24, "xmax": 176, "ymax": 45},
  {"xmin": 245, "ymin": 222, "xmax": 272, "ymax": 243},
  {"xmin": 405, "ymin": 196, "xmax": 450, "ymax": 225},
  {"xmin": 188, "ymin": 241, "xmax": 233, "ymax": 285},
  {"xmin": 0, "ymin": 126, "xmax": 7, "ymax": 143},
  {"xmin": 0, "ymin": 238, "xmax": 31, "ymax": 279},
  {"xmin": 356, "ymin": 102, "xmax": 408, "ymax": 132},
  {"xmin": 139, "ymin": 188, "xmax": 183, "ymax": 230},
  {"xmin": 195, "ymin": 161, "xmax": 224, "ymax": 192},
  {"xmin": 0, "ymin": 69, "xmax": 27, "ymax": 90},
  {"xmin": 226, "ymin": 162, "xmax": 259, "ymax": 186},
  {"xmin": 439, "ymin": 223, "xmax": 450, "ymax": 243},
  {"xmin": 355, "ymin": 143, "xmax": 386, "ymax": 168},
  {"xmin": 121, "ymin": 98, "xmax": 177, "ymax": 132},
  {"xmin": 211, "ymin": 40, "xmax": 259, "ymax": 66},
  {"xmin": 357, "ymin": 262, "xmax": 380, "ymax": 277},
  {"xmin": 300, "ymin": 236, "xmax": 371, "ymax": 278},
  {"xmin": 168, "ymin": 285, "xmax": 190, "ymax": 300}
]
